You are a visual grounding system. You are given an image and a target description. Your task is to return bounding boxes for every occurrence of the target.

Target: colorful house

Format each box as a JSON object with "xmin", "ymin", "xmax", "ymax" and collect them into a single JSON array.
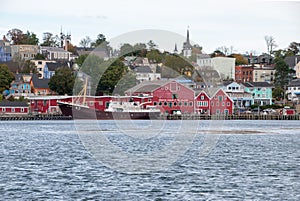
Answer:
[
  {"xmin": 223, "ymin": 81, "xmax": 253, "ymax": 108},
  {"xmin": 242, "ymin": 82, "xmax": 273, "ymax": 105},
  {"xmin": 195, "ymin": 90, "xmax": 210, "ymax": 115},
  {"xmin": 0, "ymin": 101, "xmax": 29, "ymax": 115},
  {"xmin": 9, "ymin": 73, "xmax": 34, "ymax": 99},
  {"xmin": 210, "ymin": 88, "xmax": 233, "ymax": 115}
]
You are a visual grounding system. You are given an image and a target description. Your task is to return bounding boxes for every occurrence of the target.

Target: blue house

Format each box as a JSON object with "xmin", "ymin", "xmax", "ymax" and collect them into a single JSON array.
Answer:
[
  {"xmin": 44, "ymin": 62, "xmax": 67, "ymax": 79},
  {"xmin": 0, "ymin": 40, "xmax": 12, "ymax": 62},
  {"xmin": 242, "ymin": 82, "xmax": 274, "ymax": 105},
  {"xmin": 9, "ymin": 73, "xmax": 34, "ymax": 99}
]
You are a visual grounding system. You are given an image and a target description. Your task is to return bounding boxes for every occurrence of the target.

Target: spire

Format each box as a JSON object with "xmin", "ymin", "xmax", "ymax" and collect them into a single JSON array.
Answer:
[
  {"xmin": 186, "ymin": 26, "xmax": 190, "ymax": 44},
  {"xmin": 174, "ymin": 43, "xmax": 178, "ymax": 53}
]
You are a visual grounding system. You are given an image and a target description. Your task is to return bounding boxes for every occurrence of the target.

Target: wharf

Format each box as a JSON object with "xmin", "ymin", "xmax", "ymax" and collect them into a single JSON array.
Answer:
[
  {"xmin": 163, "ymin": 114, "xmax": 300, "ymax": 120},
  {"xmin": 0, "ymin": 114, "xmax": 72, "ymax": 121}
]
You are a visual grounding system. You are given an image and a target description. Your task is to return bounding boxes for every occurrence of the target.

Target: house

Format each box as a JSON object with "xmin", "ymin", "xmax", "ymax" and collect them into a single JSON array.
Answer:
[
  {"xmin": 223, "ymin": 81, "xmax": 253, "ymax": 108},
  {"xmin": 9, "ymin": 73, "xmax": 34, "ymax": 99},
  {"xmin": 134, "ymin": 66, "xmax": 161, "ymax": 83},
  {"xmin": 11, "ymin": 45, "xmax": 39, "ymax": 61},
  {"xmin": 196, "ymin": 56, "xmax": 236, "ymax": 80},
  {"xmin": 125, "ymin": 80, "xmax": 195, "ymax": 114},
  {"xmin": 31, "ymin": 60, "xmax": 56, "ymax": 79},
  {"xmin": 195, "ymin": 90, "xmax": 210, "ymax": 115},
  {"xmin": 285, "ymin": 55, "xmax": 300, "ymax": 78},
  {"xmin": 40, "ymin": 46, "xmax": 71, "ymax": 61},
  {"xmin": 210, "ymin": 88, "xmax": 234, "ymax": 115},
  {"xmin": 235, "ymin": 65, "xmax": 253, "ymax": 83},
  {"xmin": 194, "ymin": 67, "xmax": 222, "ymax": 86},
  {"xmin": 242, "ymin": 82, "xmax": 273, "ymax": 105},
  {"xmin": 44, "ymin": 62, "xmax": 67, "ymax": 79},
  {"xmin": 287, "ymin": 79, "xmax": 300, "ymax": 101},
  {"xmin": 0, "ymin": 40, "xmax": 12, "ymax": 62},
  {"xmin": 253, "ymin": 65, "xmax": 275, "ymax": 83},
  {"xmin": 0, "ymin": 100, "xmax": 29, "ymax": 115},
  {"xmin": 31, "ymin": 74, "xmax": 52, "ymax": 95}
]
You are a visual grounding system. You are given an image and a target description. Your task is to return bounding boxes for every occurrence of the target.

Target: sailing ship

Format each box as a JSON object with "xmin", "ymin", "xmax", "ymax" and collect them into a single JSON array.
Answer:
[{"xmin": 57, "ymin": 80, "xmax": 161, "ymax": 120}]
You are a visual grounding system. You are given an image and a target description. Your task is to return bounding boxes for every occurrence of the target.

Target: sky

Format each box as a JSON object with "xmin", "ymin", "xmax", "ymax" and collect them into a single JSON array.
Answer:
[{"xmin": 0, "ymin": 0, "xmax": 299, "ymax": 55}]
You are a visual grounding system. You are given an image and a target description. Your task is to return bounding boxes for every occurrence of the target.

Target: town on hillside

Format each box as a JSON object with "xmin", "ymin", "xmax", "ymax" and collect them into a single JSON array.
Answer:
[{"xmin": 0, "ymin": 28, "xmax": 300, "ymax": 117}]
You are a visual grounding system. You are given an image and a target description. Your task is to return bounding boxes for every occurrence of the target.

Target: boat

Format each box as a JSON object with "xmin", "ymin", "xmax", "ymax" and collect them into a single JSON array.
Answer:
[
  {"xmin": 57, "ymin": 79, "xmax": 161, "ymax": 120},
  {"xmin": 57, "ymin": 99, "xmax": 161, "ymax": 120}
]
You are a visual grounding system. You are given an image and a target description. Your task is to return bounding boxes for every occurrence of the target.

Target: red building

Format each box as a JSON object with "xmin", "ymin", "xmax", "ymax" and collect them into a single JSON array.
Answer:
[
  {"xmin": 0, "ymin": 101, "xmax": 29, "ymax": 115},
  {"xmin": 195, "ymin": 91, "xmax": 210, "ymax": 115},
  {"xmin": 210, "ymin": 89, "xmax": 233, "ymax": 115},
  {"xmin": 126, "ymin": 80, "xmax": 195, "ymax": 114},
  {"xmin": 235, "ymin": 65, "xmax": 254, "ymax": 83}
]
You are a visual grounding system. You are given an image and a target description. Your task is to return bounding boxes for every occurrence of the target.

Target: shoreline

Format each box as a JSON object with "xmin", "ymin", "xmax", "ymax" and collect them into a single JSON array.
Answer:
[{"xmin": 0, "ymin": 114, "xmax": 300, "ymax": 121}]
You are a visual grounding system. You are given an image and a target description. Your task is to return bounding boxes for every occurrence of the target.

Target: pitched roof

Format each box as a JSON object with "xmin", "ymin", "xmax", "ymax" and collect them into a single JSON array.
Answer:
[
  {"xmin": 0, "ymin": 100, "xmax": 28, "ymax": 107},
  {"xmin": 41, "ymin": 46, "xmax": 70, "ymax": 53},
  {"xmin": 284, "ymin": 56, "xmax": 300, "ymax": 68},
  {"xmin": 288, "ymin": 79, "xmax": 300, "ymax": 87},
  {"xmin": 242, "ymin": 82, "xmax": 273, "ymax": 88},
  {"xmin": 46, "ymin": 62, "xmax": 67, "ymax": 71},
  {"xmin": 134, "ymin": 66, "xmax": 152, "ymax": 73},
  {"xmin": 125, "ymin": 80, "xmax": 169, "ymax": 94},
  {"xmin": 31, "ymin": 74, "xmax": 49, "ymax": 89},
  {"xmin": 0, "ymin": 61, "xmax": 21, "ymax": 73}
]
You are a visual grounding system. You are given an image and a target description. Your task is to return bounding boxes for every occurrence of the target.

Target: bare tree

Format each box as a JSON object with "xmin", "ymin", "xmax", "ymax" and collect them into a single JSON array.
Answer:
[
  {"xmin": 264, "ymin": 35, "xmax": 277, "ymax": 64},
  {"xmin": 79, "ymin": 36, "xmax": 92, "ymax": 49}
]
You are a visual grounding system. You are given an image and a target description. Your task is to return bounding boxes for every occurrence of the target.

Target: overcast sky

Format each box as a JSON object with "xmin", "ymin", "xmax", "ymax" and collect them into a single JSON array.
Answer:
[{"xmin": 0, "ymin": 0, "xmax": 299, "ymax": 55}]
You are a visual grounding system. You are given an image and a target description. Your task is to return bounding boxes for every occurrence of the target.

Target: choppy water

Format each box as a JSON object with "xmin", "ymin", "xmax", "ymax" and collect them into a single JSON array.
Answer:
[{"xmin": 0, "ymin": 120, "xmax": 299, "ymax": 200}]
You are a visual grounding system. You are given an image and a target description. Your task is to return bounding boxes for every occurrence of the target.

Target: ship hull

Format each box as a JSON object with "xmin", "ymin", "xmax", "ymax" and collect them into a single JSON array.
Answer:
[{"xmin": 58, "ymin": 102, "xmax": 161, "ymax": 120}]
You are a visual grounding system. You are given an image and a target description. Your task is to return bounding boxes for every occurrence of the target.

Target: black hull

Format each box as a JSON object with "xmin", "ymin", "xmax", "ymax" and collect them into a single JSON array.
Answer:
[{"xmin": 58, "ymin": 103, "xmax": 161, "ymax": 120}]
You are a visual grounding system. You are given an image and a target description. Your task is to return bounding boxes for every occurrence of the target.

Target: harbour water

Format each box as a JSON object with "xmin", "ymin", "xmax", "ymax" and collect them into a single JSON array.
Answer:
[{"xmin": 0, "ymin": 120, "xmax": 299, "ymax": 200}]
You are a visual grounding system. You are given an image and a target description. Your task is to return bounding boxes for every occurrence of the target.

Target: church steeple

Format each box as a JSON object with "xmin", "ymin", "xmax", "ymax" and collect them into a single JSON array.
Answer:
[
  {"xmin": 182, "ymin": 27, "xmax": 192, "ymax": 58},
  {"xmin": 174, "ymin": 43, "xmax": 178, "ymax": 54}
]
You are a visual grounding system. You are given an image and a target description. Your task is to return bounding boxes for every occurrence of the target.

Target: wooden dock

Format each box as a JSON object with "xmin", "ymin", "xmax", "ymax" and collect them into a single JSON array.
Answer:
[
  {"xmin": 163, "ymin": 114, "xmax": 300, "ymax": 120},
  {"xmin": 0, "ymin": 114, "xmax": 72, "ymax": 121}
]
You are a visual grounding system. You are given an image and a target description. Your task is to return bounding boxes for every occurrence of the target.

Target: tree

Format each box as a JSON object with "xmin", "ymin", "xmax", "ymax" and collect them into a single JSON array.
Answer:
[
  {"xmin": 119, "ymin": 43, "xmax": 134, "ymax": 56},
  {"xmin": 211, "ymin": 50, "xmax": 225, "ymax": 57},
  {"xmin": 273, "ymin": 86, "xmax": 285, "ymax": 101},
  {"xmin": 41, "ymin": 32, "xmax": 60, "ymax": 47},
  {"xmin": 133, "ymin": 43, "xmax": 147, "ymax": 57},
  {"xmin": 217, "ymin": 46, "xmax": 230, "ymax": 56},
  {"xmin": 285, "ymin": 42, "xmax": 300, "ymax": 56},
  {"xmin": 22, "ymin": 31, "xmax": 39, "ymax": 45},
  {"xmin": 229, "ymin": 54, "xmax": 248, "ymax": 65},
  {"xmin": 147, "ymin": 40, "xmax": 157, "ymax": 50},
  {"xmin": 92, "ymin": 34, "xmax": 106, "ymax": 47},
  {"xmin": 49, "ymin": 67, "xmax": 75, "ymax": 95},
  {"xmin": 6, "ymin": 28, "xmax": 26, "ymax": 45},
  {"xmin": 146, "ymin": 49, "xmax": 163, "ymax": 63},
  {"xmin": 264, "ymin": 35, "xmax": 277, "ymax": 64},
  {"xmin": 20, "ymin": 60, "xmax": 37, "ymax": 74},
  {"xmin": 96, "ymin": 59, "xmax": 127, "ymax": 94},
  {"xmin": 34, "ymin": 53, "xmax": 46, "ymax": 60},
  {"xmin": 274, "ymin": 57, "xmax": 294, "ymax": 89},
  {"xmin": 0, "ymin": 64, "xmax": 14, "ymax": 94},
  {"xmin": 113, "ymin": 72, "xmax": 137, "ymax": 95},
  {"xmin": 79, "ymin": 36, "xmax": 92, "ymax": 49}
]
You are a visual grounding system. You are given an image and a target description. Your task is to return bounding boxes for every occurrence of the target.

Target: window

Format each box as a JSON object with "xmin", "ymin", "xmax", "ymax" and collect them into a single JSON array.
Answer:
[
  {"xmin": 169, "ymin": 102, "xmax": 172, "ymax": 108},
  {"xmin": 189, "ymin": 102, "xmax": 193, "ymax": 107},
  {"xmin": 89, "ymin": 101, "xmax": 94, "ymax": 106},
  {"xmin": 21, "ymin": 108, "xmax": 24, "ymax": 112},
  {"xmin": 38, "ymin": 61, "xmax": 42, "ymax": 64},
  {"xmin": 99, "ymin": 101, "xmax": 103, "ymax": 105},
  {"xmin": 178, "ymin": 102, "xmax": 182, "ymax": 106},
  {"xmin": 222, "ymin": 102, "xmax": 225, "ymax": 106},
  {"xmin": 200, "ymin": 95, "xmax": 204, "ymax": 100},
  {"xmin": 173, "ymin": 102, "xmax": 177, "ymax": 106},
  {"xmin": 164, "ymin": 102, "xmax": 167, "ymax": 106},
  {"xmin": 153, "ymin": 102, "xmax": 157, "ymax": 106},
  {"xmin": 227, "ymin": 102, "xmax": 230, "ymax": 106},
  {"xmin": 184, "ymin": 102, "xmax": 188, "ymax": 106},
  {"xmin": 12, "ymin": 108, "xmax": 15, "ymax": 113},
  {"xmin": 211, "ymin": 102, "xmax": 214, "ymax": 106},
  {"xmin": 159, "ymin": 102, "xmax": 162, "ymax": 106},
  {"xmin": 1, "ymin": 108, "xmax": 5, "ymax": 112},
  {"xmin": 218, "ymin": 96, "xmax": 223, "ymax": 101},
  {"xmin": 216, "ymin": 102, "xmax": 219, "ymax": 106}
]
